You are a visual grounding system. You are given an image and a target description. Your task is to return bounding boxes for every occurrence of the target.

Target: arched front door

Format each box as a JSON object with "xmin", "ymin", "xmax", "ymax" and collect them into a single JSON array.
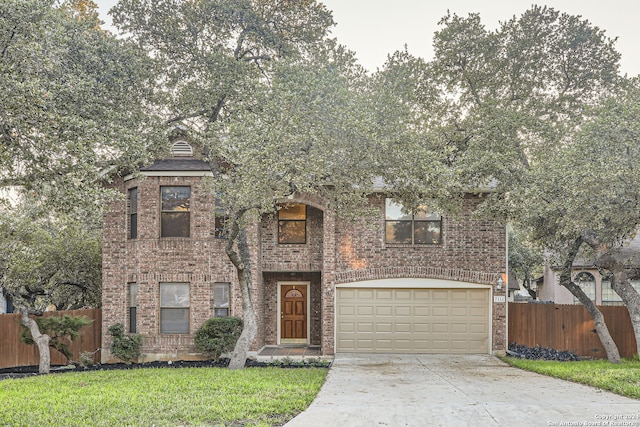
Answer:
[{"xmin": 279, "ymin": 283, "xmax": 308, "ymax": 344}]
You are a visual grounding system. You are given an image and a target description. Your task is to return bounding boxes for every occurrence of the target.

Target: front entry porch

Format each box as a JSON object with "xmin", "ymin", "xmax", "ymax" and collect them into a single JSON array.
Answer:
[{"xmin": 262, "ymin": 272, "xmax": 323, "ymax": 348}]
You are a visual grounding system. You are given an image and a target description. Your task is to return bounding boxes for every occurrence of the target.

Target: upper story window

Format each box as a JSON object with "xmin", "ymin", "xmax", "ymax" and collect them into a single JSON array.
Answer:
[
  {"xmin": 214, "ymin": 193, "xmax": 229, "ymax": 239},
  {"xmin": 573, "ymin": 272, "xmax": 596, "ymax": 303},
  {"xmin": 161, "ymin": 186, "xmax": 191, "ymax": 238},
  {"xmin": 278, "ymin": 203, "xmax": 306, "ymax": 244},
  {"xmin": 129, "ymin": 188, "xmax": 138, "ymax": 239},
  {"xmin": 385, "ymin": 199, "xmax": 442, "ymax": 244}
]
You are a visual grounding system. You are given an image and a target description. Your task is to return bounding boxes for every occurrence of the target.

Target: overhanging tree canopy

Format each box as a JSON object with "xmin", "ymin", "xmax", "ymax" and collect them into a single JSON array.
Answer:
[
  {"xmin": 111, "ymin": 0, "xmax": 383, "ymax": 369},
  {"xmin": 0, "ymin": 0, "xmax": 164, "ymax": 214}
]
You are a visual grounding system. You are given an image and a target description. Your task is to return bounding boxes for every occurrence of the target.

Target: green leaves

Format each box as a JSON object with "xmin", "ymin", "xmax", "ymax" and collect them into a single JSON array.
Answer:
[
  {"xmin": 429, "ymin": 5, "xmax": 621, "ymax": 200},
  {"xmin": 194, "ymin": 317, "xmax": 243, "ymax": 360},
  {"xmin": 0, "ymin": 210, "xmax": 102, "ymax": 312},
  {"xmin": 21, "ymin": 315, "xmax": 93, "ymax": 363},
  {"xmin": 107, "ymin": 323, "xmax": 142, "ymax": 363},
  {"xmin": 0, "ymin": 0, "xmax": 164, "ymax": 214}
]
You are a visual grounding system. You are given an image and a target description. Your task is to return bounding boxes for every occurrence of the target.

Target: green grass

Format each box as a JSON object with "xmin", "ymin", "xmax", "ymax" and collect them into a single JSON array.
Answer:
[
  {"xmin": 504, "ymin": 357, "xmax": 640, "ymax": 399},
  {"xmin": 0, "ymin": 367, "xmax": 327, "ymax": 427}
]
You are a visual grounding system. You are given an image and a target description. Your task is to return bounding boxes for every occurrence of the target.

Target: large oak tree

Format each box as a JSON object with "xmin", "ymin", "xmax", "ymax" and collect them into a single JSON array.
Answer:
[
  {"xmin": 517, "ymin": 81, "xmax": 640, "ymax": 358},
  {"xmin": 423, "ymin": 6, "xmax": 624, "ymax": 361},
  {"xmin": 1, "ymin": 0, "xmax": 164, "ymax": 214},
  {"xmin": 1, "ymin": 0, "xmax": 162, "ymax": 372},
  {"xmin": 111, "ymin": 0, "xmax": 382, "ymax": 368}
]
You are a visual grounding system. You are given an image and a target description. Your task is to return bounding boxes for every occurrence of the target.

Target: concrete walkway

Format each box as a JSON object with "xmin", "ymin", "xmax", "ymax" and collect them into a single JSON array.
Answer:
[{"xmin": 285, "ymin": 354, "xmax": 640, "ymax": 427}]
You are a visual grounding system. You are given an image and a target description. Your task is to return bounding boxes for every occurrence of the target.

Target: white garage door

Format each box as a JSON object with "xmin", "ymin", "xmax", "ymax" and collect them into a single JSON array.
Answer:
[{"xmin": 336, "ymin": 287, "xmax": 490, "ymax": 353}]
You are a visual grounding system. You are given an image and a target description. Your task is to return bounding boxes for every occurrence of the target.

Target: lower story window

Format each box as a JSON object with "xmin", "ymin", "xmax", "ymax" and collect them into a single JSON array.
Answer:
[
  {"xmin": 160, "ymin": 283, "xmax": 190, "ymax": 334},
  {"xmin": 129, "ymin": 283, "xmax": 137, "ymax": 333},
  {"xmin": 214, "ymin": 282, "xmax": 230, "ymax": 317}
]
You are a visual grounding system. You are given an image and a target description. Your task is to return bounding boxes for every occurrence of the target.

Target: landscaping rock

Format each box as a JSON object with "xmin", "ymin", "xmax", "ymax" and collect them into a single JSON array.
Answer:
[{"xmin": 508, "ymin": 343, "xmax": 580, "ymax": 361}]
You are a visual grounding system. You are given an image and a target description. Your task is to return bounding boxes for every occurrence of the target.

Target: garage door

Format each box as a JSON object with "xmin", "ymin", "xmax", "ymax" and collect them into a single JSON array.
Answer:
[{"xmin": 336, "ymin": 287, "xmax": 490, "ymax": 353}]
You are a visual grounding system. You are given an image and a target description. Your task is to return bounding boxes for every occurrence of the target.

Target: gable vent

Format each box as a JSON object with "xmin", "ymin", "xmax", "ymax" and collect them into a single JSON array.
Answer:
[{"xmin": 172, "ymin": 140, "xmax": 193, "ymax": 157}]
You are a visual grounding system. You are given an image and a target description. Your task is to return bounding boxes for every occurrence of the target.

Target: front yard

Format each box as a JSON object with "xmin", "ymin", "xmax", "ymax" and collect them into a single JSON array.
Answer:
[
  {"xmin": 504, "ymin": 357, "xmax": 640, "ymax": 399},
  {"xmin": 0, "ymin": 366, "xmax": 327, "ymax": 426}
]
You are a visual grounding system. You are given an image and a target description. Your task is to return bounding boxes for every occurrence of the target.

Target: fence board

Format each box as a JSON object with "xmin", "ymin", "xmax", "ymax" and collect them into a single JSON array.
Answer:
[
  {"xmin": 508, "ymin": 303, "xmax": 637, "ymax": 359},
  {"xmin": 0, "ymin": 309, "xmax": 102, "ymax": 369}
]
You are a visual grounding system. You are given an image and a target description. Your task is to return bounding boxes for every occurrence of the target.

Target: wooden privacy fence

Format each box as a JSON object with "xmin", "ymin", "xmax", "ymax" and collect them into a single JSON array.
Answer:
[
  {"xmin": 0, "ymin": 309, "xmax": 101, "ymax": 369},
  {"xmin": 509, "ymin": 303, "xmax": 637, "ymax": 359}
]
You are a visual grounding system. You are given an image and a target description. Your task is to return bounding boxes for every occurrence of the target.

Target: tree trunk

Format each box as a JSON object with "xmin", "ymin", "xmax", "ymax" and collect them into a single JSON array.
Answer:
[
  {"xmin": 19, "ymin": 309, "xmax": 51, "ymax": 373},
  {"xmin": 627, "ymin": 303, "xmax": 640, "ymax": 358},
  {"xmin": 583, "ymin": 232, "xmax": 640, "ymax": 357},
  {"xmin": 558, "ymin": 237, "xmax": 620, "ymax": 363},
  {"xmin": 226, "ymin": 218, "xmax": 258, "ymax": 370},
  {"xmin": 602, "ymin": 274, "xmax": 640, "ymax": 358}
]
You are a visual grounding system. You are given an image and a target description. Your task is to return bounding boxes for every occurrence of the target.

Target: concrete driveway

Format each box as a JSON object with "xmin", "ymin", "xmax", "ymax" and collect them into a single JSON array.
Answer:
[{"xmin": 285, "ymin": 354, "xmax": 640, "ymax": 427}]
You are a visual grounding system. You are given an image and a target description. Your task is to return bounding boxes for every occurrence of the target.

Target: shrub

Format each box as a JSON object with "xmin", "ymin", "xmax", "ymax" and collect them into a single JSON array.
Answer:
[
  {"xmin": 78, "ymin": 351, "xmax": 96, "ymax": 367},
  {"xmin": 107, "ymin": 323, "xmax": 142, "ymax": 364},
  {"xmin": 21, "ymin": 315, "xmax": 93, "ymax": 364},
  {"xmin": 195, "ymin": 317, "xmax": 243, "ymax": 360}
]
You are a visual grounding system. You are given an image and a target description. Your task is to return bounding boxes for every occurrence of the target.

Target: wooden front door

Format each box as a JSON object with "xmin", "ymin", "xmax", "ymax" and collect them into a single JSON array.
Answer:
[{"xmin": 281, "ymin": 284, "xmax": 307, "ymax": 341}]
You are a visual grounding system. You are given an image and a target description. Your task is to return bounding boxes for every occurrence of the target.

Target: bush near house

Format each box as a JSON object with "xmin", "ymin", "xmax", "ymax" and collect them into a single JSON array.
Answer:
[
  {"xmin": 107, "ymin": 323, "xmax": 142, "ymax": 364},
  {"xmin": 195, "ymin": 317, "xmax": 243, "ymax": 360}
]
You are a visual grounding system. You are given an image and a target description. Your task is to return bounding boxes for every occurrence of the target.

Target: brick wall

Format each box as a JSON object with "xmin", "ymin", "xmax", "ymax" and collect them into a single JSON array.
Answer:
[
  {"xmin": 330, "ymin": 194, "xmax": 507, "ymax": 353},
  {"xmin": 334, "ymin": 195, "xmax": 504, "ymax": 277},
  {"xmin": 261, "ymin": 206, "xmax": 323, "ymax": 271},
  {"xmin": 101, "ymin": 175, "xmax": 244, "ymax": 362},
  {"xmin": 103, "ymin": 175, "xmax": 506, "ymax": 360}
]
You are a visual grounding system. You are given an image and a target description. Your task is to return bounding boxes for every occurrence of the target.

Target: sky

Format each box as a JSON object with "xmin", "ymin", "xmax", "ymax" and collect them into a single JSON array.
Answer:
[{"xmin": 95, "ymin": 0, "xmax": 640, "ymax": 76}]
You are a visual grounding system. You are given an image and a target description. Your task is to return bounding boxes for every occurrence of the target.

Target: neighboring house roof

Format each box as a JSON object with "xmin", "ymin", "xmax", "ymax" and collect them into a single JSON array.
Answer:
[{"xmin": 508, "ymin": 270, "xmax": 520, "ymax": 291}]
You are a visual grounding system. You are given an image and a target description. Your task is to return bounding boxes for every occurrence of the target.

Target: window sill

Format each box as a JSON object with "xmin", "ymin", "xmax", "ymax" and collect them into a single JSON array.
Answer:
[{"xmin": 384, "ymin": 242, "xmax": 443, "ymax": 248}]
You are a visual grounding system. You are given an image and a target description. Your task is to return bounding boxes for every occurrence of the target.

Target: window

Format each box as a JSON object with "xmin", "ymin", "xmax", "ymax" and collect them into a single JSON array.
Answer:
[
  {"xmin": 129, "ymin": 283, "xmax": 137, "ymax": 333},
  {"xmin": 573, "ymin": 272, "xmax": 596, "ymax": 303},
  {"xmin": 602, "ymin": 280, "xmax": 623, "ymax": 304},
  {"xmin": 129, "ymin": 188, "xmax": 137, "ymax": 239},
  {"xmin": 161, "ymin": 186, "xmax": 190, "ymax": 237},
  {"xmin": 214, "ymin": 282, "xmax": 230, "ymax": 317},
  {"xmin": 278, "ymin": 203, "xmax": 306, "ymax": 244},
  {"xmin": 385, "ymin": 199, "xmax": 441, "ymax": 244},
  {"xmin": 160, "ymin": 283, "xmax": 190, "ymax": 334},
  {"xmin": 605, "ymin": 278, "xmax": 640, "ymax": 301},
  {"xmin": 214, "ymin": 194, "xmax": 229, "ymax": 239}
]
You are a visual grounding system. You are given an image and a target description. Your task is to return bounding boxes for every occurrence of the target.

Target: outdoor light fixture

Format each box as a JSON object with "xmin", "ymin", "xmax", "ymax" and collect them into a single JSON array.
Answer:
[{"xmin": 496, "ymin": 277, "xmax": 504, "ymax": 290}]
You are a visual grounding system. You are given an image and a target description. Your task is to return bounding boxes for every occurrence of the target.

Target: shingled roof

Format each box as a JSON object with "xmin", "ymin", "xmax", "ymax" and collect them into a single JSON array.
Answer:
[{"xmin": 140, "ymin": 158, "xmax": 212, "ymax": 172}]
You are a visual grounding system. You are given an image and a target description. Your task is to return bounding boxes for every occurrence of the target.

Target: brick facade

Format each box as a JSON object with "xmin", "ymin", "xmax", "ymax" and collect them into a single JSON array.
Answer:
[{"xmin": 101, "ymin": 163, "xmax": 507, "ymax": 362}]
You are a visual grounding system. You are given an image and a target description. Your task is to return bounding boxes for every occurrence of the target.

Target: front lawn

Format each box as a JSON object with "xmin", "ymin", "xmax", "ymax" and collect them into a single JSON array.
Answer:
[
  {"xmin": 504, "ymin": 357, "xmax": 640, "ymax": 399},
  {"xmin": 0, "ymin": 366, "xmax": 327, "ymax": 426}
]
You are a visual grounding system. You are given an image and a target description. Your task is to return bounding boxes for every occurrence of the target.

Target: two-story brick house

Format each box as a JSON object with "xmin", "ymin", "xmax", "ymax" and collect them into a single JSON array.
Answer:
[{"xmin": 101, "ymin": 141, "xmax": 507, "ymax": 362}]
